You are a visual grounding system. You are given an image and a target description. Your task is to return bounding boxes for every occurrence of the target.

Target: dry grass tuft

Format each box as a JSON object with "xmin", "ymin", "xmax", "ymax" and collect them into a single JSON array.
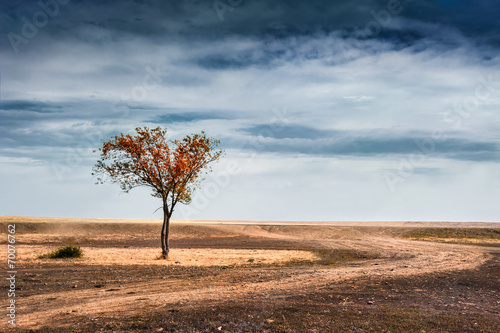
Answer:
[{"xmin": 38, "ymin": 245, "xmax": 84, "ymax": 259}]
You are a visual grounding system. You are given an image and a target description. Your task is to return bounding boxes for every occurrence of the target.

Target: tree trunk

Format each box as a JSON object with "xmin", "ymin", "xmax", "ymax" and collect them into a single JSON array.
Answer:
[{"xmin": 161, "ymin": 209, "xmax": 170, "ymax": 259}]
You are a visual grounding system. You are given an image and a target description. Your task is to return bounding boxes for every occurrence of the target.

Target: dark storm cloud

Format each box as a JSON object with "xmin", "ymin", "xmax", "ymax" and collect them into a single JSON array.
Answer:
[
  {"xmin": 0, "ymin": 100, "xmax": 63, "ymax": 113},
  {"xmin": 0, "ymin": 99, "xmax": 127, "ymax": 152},
  {"xmin": 3, "ymin": 0, "xmax": 499, "ymax": 53},
  {"xmin": 195, "ymin": 53, "xmax": 276, "ymax": 70},
  {"xmin": 276, "ymin": 138, "xmax": 499, "ymax": 161},
  {"xmin": 403, "ymin": 0, "xmax": 500, "ymax": 45},
  {"xmin": 243, "ymin": 124, "xmax": 342, "ymax": 140},
  {"xmin": 237, "ymin": 124, "xmax": 500, "ymax": 161},
  {"xmin": 193, "ymin": 46, "xmax": 294, "ymax": 70},
  {"xmin": 195, "ymin": 54, "xmax": 255, "ymax": 71},
  {"xmin": 147, "ymin": 111, "xmax": 230, "ymax": 123}
]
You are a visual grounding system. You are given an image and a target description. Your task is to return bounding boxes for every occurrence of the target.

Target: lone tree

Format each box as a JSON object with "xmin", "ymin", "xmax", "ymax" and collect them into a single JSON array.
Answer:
[{"xmin": 92, "ymin": 126, "xmax": 223, "ymax": 258}]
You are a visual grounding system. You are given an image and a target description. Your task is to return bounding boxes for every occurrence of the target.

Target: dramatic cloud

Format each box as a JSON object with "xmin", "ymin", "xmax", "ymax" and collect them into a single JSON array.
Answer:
[{"xmin": 1, "ymin": 0, "xmax": 499, "ymax": 221}]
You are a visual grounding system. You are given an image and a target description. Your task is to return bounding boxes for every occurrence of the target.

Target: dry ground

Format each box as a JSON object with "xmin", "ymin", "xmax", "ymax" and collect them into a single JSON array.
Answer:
[{"xmin": 0, "ymin": 216, "xmax": 499, "ymax": 332}]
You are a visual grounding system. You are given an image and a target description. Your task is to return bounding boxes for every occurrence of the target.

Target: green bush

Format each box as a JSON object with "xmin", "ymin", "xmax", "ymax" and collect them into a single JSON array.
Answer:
[{"xmin": 39, "ymin": 245, "xmax": 83, "ymax": 259}]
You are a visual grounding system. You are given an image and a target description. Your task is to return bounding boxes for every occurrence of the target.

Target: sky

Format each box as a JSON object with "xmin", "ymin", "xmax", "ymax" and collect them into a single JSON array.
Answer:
[{"xmin": 0, "ymin": 0, "xmax": 499, "ymax": 222}]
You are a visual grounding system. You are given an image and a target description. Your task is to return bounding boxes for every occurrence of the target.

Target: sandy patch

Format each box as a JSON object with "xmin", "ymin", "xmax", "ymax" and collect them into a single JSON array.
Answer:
[{"xmin": 6, "ymin": 245, "xmax": 319, "ymax": 267}]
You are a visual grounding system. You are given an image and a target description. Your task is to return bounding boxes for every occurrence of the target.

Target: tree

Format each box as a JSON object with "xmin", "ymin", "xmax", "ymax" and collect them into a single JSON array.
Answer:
[{"xmin": 92, "ymin": 126, "xmax": 223, "ymax": 258}]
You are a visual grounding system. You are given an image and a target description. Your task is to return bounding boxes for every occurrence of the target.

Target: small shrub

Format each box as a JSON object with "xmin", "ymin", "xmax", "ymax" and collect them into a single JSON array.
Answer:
[{"xmin": 39, "ymin": 245, "xmax": 83, "ymax": 259}]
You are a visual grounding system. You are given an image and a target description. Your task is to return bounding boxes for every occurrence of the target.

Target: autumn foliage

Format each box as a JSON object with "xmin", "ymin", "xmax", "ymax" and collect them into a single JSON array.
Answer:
[{"xmin": 93, "ymin": 127, "xmax": 223, "ymax": 258}]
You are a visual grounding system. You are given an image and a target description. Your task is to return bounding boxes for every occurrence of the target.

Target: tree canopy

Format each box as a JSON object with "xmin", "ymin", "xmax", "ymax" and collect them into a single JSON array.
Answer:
[{"xmin": 93, "ymin": 126, "xmax": 223, "ymax": 257}]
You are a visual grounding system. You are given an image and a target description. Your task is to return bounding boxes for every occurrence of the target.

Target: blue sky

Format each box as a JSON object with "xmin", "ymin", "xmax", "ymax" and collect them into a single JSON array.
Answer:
[{"xmin": 1, "ymin": 0, "xmax": 499, "ymax": 221}]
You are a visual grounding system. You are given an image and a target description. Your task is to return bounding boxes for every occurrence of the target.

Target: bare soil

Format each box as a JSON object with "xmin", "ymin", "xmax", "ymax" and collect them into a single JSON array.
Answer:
[{"xmin": 0, "ymin": 216, "xmax": 499, "ymax": 332}]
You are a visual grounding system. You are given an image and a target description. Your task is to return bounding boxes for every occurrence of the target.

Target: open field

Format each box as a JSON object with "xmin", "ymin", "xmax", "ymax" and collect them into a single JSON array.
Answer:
[{"xmin": 0, "ymin": 216, "xmax": 499, "ymax": 332}]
